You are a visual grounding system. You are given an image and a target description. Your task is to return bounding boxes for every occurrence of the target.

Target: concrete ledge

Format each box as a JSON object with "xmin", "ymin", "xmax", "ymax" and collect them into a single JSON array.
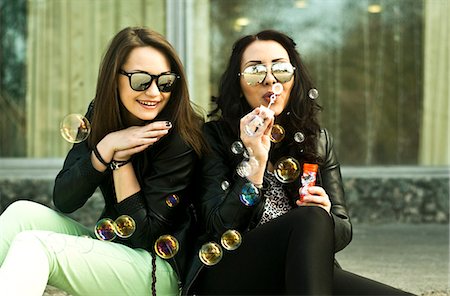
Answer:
[{"xmin": 0, "ymin": 158, "xmax": 449, "ymax": 224}]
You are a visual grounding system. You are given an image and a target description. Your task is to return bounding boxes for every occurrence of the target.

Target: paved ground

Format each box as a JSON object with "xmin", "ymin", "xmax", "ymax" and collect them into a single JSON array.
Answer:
[
  {"xmin": 336, "ymin": 223, "xmax": 449, "ymax": 296},
  {"xmin": 44, "ymin": 223, "xmax": 449, "ymax": 296}
]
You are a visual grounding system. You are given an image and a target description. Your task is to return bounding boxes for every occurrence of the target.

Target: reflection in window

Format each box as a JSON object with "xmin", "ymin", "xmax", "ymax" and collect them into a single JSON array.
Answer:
[{"xmin": 210, "ymin": 0, "xmax": 425, "ymax": 165}]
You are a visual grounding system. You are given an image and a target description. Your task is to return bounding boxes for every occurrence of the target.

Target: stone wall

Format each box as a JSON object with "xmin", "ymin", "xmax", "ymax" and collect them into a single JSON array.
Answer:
[{"xmin": 0, "ymin": 159, "xmax": 448, "ymax": 227}]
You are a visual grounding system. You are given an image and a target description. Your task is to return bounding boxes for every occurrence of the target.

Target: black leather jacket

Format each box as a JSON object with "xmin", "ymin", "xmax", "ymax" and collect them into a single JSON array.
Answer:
[
  {"xmin": 53, "ymin": 102, "xmax": 198, "ymax": 287},
  {"xmin": 183, "ymin": 120, "xmax": 352, "ymax": 295}
]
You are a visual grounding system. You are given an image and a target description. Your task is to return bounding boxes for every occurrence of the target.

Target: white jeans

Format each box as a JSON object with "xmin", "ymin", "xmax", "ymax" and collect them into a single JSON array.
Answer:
[{"xmin": 0, "ymin": 200, "xmax": 179, "ymax": 296}]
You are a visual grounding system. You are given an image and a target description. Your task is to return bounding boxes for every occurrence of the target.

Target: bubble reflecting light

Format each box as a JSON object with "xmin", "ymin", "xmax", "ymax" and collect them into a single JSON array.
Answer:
[
  {"xmin": 199, "ymin": 242, "xmax": 223, "ymax": 266},
  {"xmin": 114, "ymin": 215, "xmax": 136, "ymax": 238},
  {"xmin": 274, "ymin": 157, "xmax": 301, "ymax": 183},
  {"xmin": 270, "ymin": 124, "xmax": 285, "ymax": 143},
  {"xmin": 60, "ymin": 114, "xmax": 91, "ymax": 143},
  {"xmin": 95, "ymin": 218, "xmax": 116, "ymax": 241},
  {"xmin": 308, "ymin": 88, "xmax": 319, "ymax": 100},
  {"xmin": 294, "ymin": 132, "xmax": 305, "ymax": 143},
  {"xmin": 239, "ymin": 183, "xmax": 260, "ymax": 206},
  {"xmin": 231, "ymin": 141, "xmax": 245, "ymax": 155},
  {"xmin": 165, "ymin": 194, "xmax": 180, "ymax": 208},
  {"xmin": 221, "ymin": 180, "xmax": 230, "ymax": 191},
  {"xmin": 236, "ymin": 160, "xmax": 252, "ymax": 178},
  {"xmin": 154, "ymin": 235, "xmax": 179, "ymax": 259},
  {"xmin": 221, "ymin": 229, "xmax": 242, "ymax": 251}
]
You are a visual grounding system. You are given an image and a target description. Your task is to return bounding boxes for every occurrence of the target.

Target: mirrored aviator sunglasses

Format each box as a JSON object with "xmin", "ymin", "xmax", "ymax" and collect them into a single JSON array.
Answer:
[
  {"xmin": 239, "ymin": 62, "xmax": 295, "ymax": 86},
  {"xmin": 119, "ymin": 70, "xmax": 180, "ymax": 92}
]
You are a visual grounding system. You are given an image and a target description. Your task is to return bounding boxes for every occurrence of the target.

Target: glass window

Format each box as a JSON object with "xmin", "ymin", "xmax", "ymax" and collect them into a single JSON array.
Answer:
[{"xmin": 208, "ymin": 0, "xmax": 441, "ymax": 165}]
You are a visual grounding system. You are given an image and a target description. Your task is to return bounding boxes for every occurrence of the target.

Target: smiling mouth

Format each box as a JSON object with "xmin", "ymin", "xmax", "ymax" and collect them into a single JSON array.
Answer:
[{"xmin": 138, "ymin": 100, "xmax": 158, "ymax": 107}]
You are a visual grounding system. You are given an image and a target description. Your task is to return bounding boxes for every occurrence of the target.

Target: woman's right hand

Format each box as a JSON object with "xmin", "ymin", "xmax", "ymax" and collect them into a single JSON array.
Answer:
[
  {"xmin": 239, "ymin": 107, "xmax": 274, "ymax": 184},
  {"xmin": 92, "ymin": 121, "xmax": 172, "ymax": 170}
]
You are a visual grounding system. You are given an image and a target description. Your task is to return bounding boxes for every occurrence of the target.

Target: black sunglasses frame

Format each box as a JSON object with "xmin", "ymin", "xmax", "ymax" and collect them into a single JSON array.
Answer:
[{"xmin": 119, "ymin": 69, "xmax": 180, "ymax": 92}]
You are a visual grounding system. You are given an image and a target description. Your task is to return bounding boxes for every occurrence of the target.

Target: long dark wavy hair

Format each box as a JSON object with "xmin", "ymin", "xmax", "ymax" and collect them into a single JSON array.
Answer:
[
  {"xmin": 88, "ymin": 26, "xmax": 205, "ymax": 156},
  {"xmin": 210, "ymin": 29, "xmax": 322, "ymax": 163}
]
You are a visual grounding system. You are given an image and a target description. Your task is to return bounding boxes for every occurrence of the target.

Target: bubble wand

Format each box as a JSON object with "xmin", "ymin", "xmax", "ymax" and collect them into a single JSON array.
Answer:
[{"xmin": 244, "ymin": 83, "xmax": 283, "ymax": 136}]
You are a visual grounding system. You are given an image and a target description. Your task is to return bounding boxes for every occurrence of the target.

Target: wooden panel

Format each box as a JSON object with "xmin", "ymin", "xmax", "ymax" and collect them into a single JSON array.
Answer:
[{"xmin": 26, "ymin": 0, "xmax": 166, "ymax": 157}]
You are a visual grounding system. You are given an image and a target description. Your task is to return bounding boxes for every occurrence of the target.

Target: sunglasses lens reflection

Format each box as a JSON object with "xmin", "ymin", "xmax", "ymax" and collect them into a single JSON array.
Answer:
[
  {"xmin": 242, "ymin": 62, "xmax": 294, "ymax": 86},
  {"xmin": 129, "ymin": 73, "xmax": 177, "ymax": 92},
  {"xmin": 157, "ymin": 74, "xmax": 177, "ymax": 92},
  {"xmin": 130, "ymin": 73, "xmax": 153, "ymax": 91}
]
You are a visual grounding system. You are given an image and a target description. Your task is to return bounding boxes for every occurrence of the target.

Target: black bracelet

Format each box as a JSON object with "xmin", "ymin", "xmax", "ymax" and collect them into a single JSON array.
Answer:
[
  {"xmin": 93, "ymin": 146, "xmax": 109, "ymax": 167},
  {"xmin": 109, "ymin": 159, "xmax": 131, "ymax": 170}
]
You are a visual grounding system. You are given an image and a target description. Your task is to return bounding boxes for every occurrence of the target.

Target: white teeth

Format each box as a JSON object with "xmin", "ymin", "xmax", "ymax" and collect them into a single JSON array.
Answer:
[{"xmin": 139, "ymin": 101, "xmax": 157, "ymax": 106}]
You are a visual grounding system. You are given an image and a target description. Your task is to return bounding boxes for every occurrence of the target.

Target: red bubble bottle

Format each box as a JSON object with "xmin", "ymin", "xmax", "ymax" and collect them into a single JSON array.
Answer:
[{"xmin": 299, "ymin": 163, "xmax": 318, "ymax": 202}]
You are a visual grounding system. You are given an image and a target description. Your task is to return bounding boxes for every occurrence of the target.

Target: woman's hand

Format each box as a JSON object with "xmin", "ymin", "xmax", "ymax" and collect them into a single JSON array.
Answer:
[
  {"xmin": 92, "ymin": 121, "xmax": 171, "ymax": 171},
  {"xmin": 110, "ymin": 121, "xmax": 172, "ymax": 161},
  {"xmin": 239, "ymin": 106, "xmax": 274, "ymax": 185},
  {"xmin": 296, "ymin": 186, "xmax": 331, "ymax": 214}
]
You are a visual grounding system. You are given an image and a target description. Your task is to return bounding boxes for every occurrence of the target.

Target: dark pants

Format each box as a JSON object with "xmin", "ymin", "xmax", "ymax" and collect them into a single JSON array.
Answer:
[{"xmin": 191, "ymin": 207, "xmax": 413, "ymax": 295}]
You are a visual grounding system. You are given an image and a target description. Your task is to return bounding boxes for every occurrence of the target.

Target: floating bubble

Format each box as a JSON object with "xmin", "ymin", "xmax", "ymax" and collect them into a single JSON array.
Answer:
[
  {"xmin": 47, "ymin": 232, "xmax": 67, "ymax": 254},
  {"xmin": 60, "ymin": 113, "xmax": 91, "ymax": 143},
  {"xmin": 231, "ymin": 141, "xmax": 245, "ymax": 154},
  {"xmin": 114, "ymin": 215, "xmax": 136, "ymax": 238},
  {"xmin": 308, "ymin": 88, "xmax": 319, "ymax": 99},
  {"xmin": 76, "ymin": 235, "xmax": 95, "ymax": 254},
  {"xmin": 294, "ymin": 131, "xmax": 305, "ymax": 143},
  {"xmin": 165, "ymin": 194, "xmax": 180, "ymax": 208},
  {"xmin": 94, "ymin": 218, "xmax": 116, "ymax": 241},
  {"xmin": 199, "ymin": 242, "xmax": 223, "ymax": 266},
  {"xmin": 220, "ymin": 229, "xmax": 242, "ymax": 251},
  {"xmin": 274, "ymin": 157, "xmax": 301, "ymax": 183},
  {"xmin": 270, "ymin": 124, "xmax": 285, "ymax": 143},
  {"xmin": 154, "ymin": 235, "xmax": 179, "ymax": 259},
  {"xmin": 236, "ymin": 160, "xmax": 253, "ymax": 178},
  {"xmin": 272, "ymin": 82, "xmax": 284, "ymax": 95},
  {"xmin": 239, "ymin": 183, "xmax": 260, "ymax": 206},
  {"xmin": 221, "ymin": 180, "xmax": 230, "ymax": 191}
]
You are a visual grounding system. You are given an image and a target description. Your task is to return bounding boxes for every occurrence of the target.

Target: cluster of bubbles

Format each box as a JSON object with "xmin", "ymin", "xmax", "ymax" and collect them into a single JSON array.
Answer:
[
  {"xmin": 95, "ymin": 215, "xmax": 136, "ymax": 241},
  {"xmin": 231, "ymin": 141, "xmax": 259, "ymax": 179},
  {"xmin": 60, "ymin": 114, "xmax": 91, "ymax": 143},
  {"xmin": 199, "ymin": 229, "xmax": 243, "ymax": 266}
]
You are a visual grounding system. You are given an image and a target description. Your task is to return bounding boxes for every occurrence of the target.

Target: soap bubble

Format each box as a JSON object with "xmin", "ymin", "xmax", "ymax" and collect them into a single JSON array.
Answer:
[
  {"xmin": 221, "ymin": 180, "xmax": 230, "ymax": 191},
  {"xmin": 294, "ymin": 132, "xmax": 305, "ymax": 143},
  {"xmin": 165, "ymin": 194, "xmax": 180, "ymax": 208},
  {"xmin": 199, "ymin": 242, "xmax": 223, "ymax": 266},
  {"xmin": 231, "ymin": 141, "xmax": 245, "ymax": 154},
  {"xmin": 308, "ymin": 88, "xmax": 319, "ymax": 99},
  {"xmin": 270, "ymin": 124, "xmax": 285, "ymax": 143},
  {"xmin": 154, "ymin": 235, "xmax": 179, "ymax": 259},
  {"xmin": 94, "ymin": 218, "xmax": 116, "ymax": 241},
  {"xmin": 220, "ymin": 229, "xmax": 242, "ymax": 251},
  {"xmin": 236, "ymin": 160, "xmax": 253, "ymax": 178},
  {"xmin": 114, "ymin": 215, "xmax": 136, "ymax": 238},
  {"xmin": 272, "ymin": 82, "xmax": 283, "ymax": 95},
  {"xmin": 239, "ymin": 183, "xmax": 260, "ymax": 206},
  {"xmin": 60, "ymin": 113, "xmax": 91, "ymax": 143},
  {"xmin": 274, "ymin": 157, "xmax": 301, "ymax": 183}
]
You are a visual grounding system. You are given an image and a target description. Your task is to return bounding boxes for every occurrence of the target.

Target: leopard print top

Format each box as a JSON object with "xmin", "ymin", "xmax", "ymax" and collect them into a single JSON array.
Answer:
[{"xmin": 258, "ymin": 171, "xmax": 292, "ymax": 225}]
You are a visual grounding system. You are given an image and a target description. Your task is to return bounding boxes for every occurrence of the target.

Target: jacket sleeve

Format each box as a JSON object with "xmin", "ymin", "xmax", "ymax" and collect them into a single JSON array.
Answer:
[
  {"xmin": 113, "ymin": 132, "xmax": 197, "ymax": 249},
  {"xmin": 195, "ymin": 122, "xmax": 263, "ymax": 241},
  {"xmin": 53, "ymin": 102, "xmax": 108, "ymax": 213},
  {"xmin": 319, "ymin": 129, "xmax": 353, "ymax": 252}
]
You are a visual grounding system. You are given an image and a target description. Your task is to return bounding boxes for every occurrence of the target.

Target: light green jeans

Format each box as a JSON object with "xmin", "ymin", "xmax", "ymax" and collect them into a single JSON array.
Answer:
[{"xmin": 0, "ymin": 200, "xmax": 179, "ymax": 296}]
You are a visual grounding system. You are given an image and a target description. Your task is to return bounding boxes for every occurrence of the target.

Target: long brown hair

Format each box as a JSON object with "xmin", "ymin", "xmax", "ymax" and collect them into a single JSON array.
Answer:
[{"xmin": 88, "ymin": 27, "xmax": 205, "ymax": 156}]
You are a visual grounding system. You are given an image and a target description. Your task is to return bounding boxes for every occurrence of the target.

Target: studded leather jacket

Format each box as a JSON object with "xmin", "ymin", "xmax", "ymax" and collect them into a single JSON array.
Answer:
[
  {"xmin": 183, "ymin": 120, "xmax": 352, "ymax": 295},
  {"xmin": 53, "ymin": 102, "xmax": 198, "ymax": 287}
]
